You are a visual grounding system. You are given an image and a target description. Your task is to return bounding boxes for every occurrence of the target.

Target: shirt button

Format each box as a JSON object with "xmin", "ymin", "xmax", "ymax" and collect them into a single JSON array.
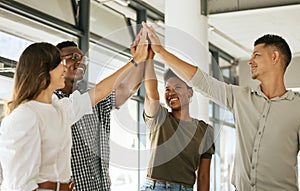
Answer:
[
  {"xmin": 258, "ymin": 132, "xmax": 261, "ymax": 135},
  {"xmin": 252, "ymin": 166, "xmax": 255, "ymax": 169},
  {"xmin": 262, "ymin": 115, "xmax": 265, "ymax": 118},
  {"xmin": 254, "ymin": 149, "xmax": 257, "ymax": 152},
  {"xmin": 252, "ymin": 183, "xmax": 255, "ymax": 187}
]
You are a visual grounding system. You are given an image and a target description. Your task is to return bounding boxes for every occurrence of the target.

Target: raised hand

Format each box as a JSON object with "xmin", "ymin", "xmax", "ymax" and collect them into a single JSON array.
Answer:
[
  {"xmin": 142, "ymin": 21, "xmax": 164, "ymax": 54},
  {"xmin": 130, "ymin": 27, "xmax": 149, "ymax": 64}
]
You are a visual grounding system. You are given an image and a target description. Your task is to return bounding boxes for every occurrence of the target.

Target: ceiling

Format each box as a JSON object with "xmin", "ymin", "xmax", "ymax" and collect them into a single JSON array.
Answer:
[{"xmin": 120, "ymin": 0, "xmax": 300, "ymax": 61}]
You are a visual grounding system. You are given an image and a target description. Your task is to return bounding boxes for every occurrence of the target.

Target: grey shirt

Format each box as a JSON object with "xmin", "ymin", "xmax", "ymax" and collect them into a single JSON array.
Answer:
[{"xmin": 189, "ymin": 68, "xmax": 300, "ymax": 191}]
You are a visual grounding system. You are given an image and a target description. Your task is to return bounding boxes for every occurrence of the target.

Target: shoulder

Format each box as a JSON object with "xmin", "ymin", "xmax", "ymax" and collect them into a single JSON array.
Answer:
[
  {"xmin": 1, "ymin": 102, "xmax": 38, "ymax": 133},
  {"xmin": 196, "ymin": 120, "xmax": 214, "ymax": 132},
  {"xmin": 9, "ymin": 102, "xmax": 37, "ymax": 121}
]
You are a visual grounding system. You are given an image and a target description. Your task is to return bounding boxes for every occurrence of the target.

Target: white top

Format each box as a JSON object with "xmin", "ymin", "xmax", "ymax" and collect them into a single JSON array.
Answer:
[
  {"xmin": 0, "ymin": 91, "xmax": 92, "ymax": 191},
  {"xmin": 189, "ymin": 68, "xmax": 300, "ymax": 191}
]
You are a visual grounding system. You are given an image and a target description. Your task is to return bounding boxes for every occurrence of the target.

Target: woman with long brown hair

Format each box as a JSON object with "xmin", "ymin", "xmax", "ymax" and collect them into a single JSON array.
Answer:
[{"xmin": 0, "ymin": 36, "xmax": 148, "ymax": 191}]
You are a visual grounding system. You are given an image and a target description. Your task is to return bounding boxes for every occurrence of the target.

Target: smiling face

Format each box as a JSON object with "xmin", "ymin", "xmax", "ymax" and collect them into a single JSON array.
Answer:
[
  {"xmin": 248, "ymin": 43, "xmax": 274, "ymax": 81},
  {"xmin": 49, "ymin": 59, "xmax": 67, "ymax": 91},
  {"xmin": 60, "ymin": 46, "xmax": 87, "ymax": 82},
  {"xmin": 164, "ymin": 77, "xmax": 193, "ymax": 111}
]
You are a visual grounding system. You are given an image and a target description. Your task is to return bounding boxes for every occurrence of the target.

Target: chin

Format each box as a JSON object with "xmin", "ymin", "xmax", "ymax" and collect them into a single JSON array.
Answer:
[{"xmin": 170, "ymin": 105, "xmax": 181, "ymax": 110}]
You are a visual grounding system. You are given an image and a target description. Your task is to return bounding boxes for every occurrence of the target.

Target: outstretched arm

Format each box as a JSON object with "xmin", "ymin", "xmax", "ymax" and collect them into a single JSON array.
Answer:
[
  {"xmin": 142, "ymin": 21, "xmax": 197, "ymax": 82},
  {"xmin": 144, "ymin": 44, "xmax": 160, "ymax": 117},
  {"xmin": 88, "ymin": 28, "xmax": 149, "ymax": 106},
  {"xmin": 114, "ymin": 29, "xmax": 148, "ymax": 107},
  {"xmin": 143, "ymin": 22, "xmax": 230, "ymax": 110}
]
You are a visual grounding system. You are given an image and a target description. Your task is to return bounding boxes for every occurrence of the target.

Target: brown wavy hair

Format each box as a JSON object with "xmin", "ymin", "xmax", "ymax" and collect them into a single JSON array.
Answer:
[{"xmin": 5, "ymin": 42, "xmax": 61, "ymax": 114}]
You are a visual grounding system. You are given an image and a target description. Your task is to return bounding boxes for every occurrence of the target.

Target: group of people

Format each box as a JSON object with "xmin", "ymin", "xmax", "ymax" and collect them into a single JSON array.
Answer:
[{"xmin": 0, "ymin": 21, "xmax": 299, "ymax": 191}]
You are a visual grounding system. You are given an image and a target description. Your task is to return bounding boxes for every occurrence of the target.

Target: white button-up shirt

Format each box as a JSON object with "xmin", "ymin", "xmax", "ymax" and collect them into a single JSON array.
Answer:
[
  {"xmin": 189, "ymin": 68, "xmax": 300, "ymax": 191},
  {"xmin": 0, "ymin": 91, "xmax": 92, "ymax": 191}
]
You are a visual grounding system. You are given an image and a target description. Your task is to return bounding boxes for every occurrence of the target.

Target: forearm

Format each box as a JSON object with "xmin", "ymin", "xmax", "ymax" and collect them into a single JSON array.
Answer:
[
  {"xmin": 197, "ymin": 158, "xmax": 211, "ymax": 191},
  {"xmin": 144, "ymin": 59, "xmax": 160, "ymax": 116},
  {"xmin": 115, "ymin": 62, "xmax": 145, "ymax": 107},
  {"xmin": 156, "ymin": 48, "xmax": 198, "ymax": 82},
  {"xmin": 197, "ymin": 176, "xmax": 209, "ymax": 191},
  {"xmin": 144, "ymin": 59, "xmax": 159, "ymax": 100},
  {"xmin": 88, "ymin": 61, "xmax": 134, "ymax": 105}
]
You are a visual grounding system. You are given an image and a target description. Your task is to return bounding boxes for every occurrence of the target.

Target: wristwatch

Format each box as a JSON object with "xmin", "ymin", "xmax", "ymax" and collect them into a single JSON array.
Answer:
[{"xmin": 129, "ymin": 57, "xmax": 138, "ymax": 67}]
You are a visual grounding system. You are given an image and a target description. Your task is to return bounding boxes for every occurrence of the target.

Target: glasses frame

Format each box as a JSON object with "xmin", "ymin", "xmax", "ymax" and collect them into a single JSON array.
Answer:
[{"xmin": 61, "ymin": 52, "xmax": 89, "ymax": 65}]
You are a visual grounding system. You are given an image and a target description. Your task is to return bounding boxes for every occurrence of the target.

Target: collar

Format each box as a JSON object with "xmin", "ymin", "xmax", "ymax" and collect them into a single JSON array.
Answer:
[{"xmin": 251, "ymin": 85, "xmax": 295, "ymax": 101}]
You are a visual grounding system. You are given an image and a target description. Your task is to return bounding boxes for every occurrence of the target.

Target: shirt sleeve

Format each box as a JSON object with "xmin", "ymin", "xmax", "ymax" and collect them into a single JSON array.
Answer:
[
  {"xmin": 199, "ymin": 124, "xmax": 215, "ymax": 158},
  {"xmin": 0, "ymin": 105, "xmax": 41, "ymax": 191},
  {"xmin": 143, "ymin": 105, "xmax": 167, "ymax": 129},
  {"xmin": 58, "ymin": 90, "xmax": 93, "ymax": 126},
  {"xmin": 97, "ymin": 92, "xmax": 114, "ymax": 112},
  {"xmin": 110, "ymin": 90, "xmax": 117, "ymax": 110},
  {"xmin": 188, "ymin": 67, "xmax": 235, "ymax": 111}
]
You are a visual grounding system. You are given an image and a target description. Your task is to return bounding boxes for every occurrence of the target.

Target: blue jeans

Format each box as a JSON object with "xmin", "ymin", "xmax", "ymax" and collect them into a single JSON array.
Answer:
[{"xmin": 140, "ymin": 179, "xmax": 193, "ymax": 191}]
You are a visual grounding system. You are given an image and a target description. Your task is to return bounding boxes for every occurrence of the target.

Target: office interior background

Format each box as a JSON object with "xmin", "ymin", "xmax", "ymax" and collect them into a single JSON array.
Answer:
[{"xmin": 1, "ymin": 0, "xmax": 300, "ymax": 190}]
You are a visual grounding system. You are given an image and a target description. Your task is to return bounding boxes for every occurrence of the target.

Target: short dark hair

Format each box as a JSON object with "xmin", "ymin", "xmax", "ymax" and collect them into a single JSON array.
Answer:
[
  {"xmin": 163, "ymin": 69, "xmax": 192, "ymax": 89},
  {"xmin": 254, "ymin": 34, "xmax": 292, "ymax": 68},
  {"xmin": 56, "ymin": 41, "xmax": 78, "ymax": 50}
]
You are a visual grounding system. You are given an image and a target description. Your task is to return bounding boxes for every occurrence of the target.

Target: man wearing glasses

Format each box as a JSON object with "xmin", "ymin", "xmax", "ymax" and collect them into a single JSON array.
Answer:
[{"xmin": 55, "ymin": 41, "xmax": 144, "ymax": 191}]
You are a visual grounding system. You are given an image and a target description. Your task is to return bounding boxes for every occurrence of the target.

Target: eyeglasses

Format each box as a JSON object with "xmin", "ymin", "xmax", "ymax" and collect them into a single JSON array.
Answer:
[
  {"xmin": 60, "ymin": 59, "xmax": 66, "ymax": 66},
  {"xmin": 61, "ymin": 52, "xmax": 89, "ymax": 65}
]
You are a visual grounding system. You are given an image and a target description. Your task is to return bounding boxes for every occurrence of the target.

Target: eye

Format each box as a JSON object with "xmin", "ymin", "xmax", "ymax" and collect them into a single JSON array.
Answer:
[
  {"xmin": 72, "ymin": 53, "xmax": 82, "ymax": 61},
  {"xmin": 254, "ymin": 53, "xmax": 260, "ymax": 58}
]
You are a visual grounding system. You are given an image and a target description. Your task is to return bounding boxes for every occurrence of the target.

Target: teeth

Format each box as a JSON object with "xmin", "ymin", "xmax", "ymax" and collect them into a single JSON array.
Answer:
[{"xmin": 169, "ymin": 98, "xmax": 178, "ymax": 102}]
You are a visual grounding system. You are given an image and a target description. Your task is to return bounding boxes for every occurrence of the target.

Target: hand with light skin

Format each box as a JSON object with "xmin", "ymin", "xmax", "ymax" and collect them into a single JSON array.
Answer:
[
  {"xmin": 130, "ymin": 26, "xmax": 150, "ymax": 64},
  {"xmin": 142, "ymin": 21, "xmax": 164, "ymax": 54},
  {"xmin": 142, "ymin": 21, "xmax": 198, "ymax": 82}
]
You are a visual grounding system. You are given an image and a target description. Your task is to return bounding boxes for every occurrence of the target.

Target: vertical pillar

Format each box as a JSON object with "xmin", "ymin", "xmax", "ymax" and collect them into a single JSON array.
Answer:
[
  {"xmin": 136, "ymin": 8, "xmax": 147, "ymax": 190},
  {"xmin": 78, "ymin": 0, "xmax": 90, "ymax": 90},
  {"xmin": 165, "ymin": 0, "xmax": 209, "ymax": 121}
]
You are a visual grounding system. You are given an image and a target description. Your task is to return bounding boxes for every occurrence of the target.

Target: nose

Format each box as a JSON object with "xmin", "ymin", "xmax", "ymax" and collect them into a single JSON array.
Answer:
[
  {"xmin": 63, "ymin": 65, "xmax": 67, "ymax": 72},
  {"xmin": 168, "ymin": 88, "xmax": 176, "ymax": 95},
  {"xmin": 248, "ymin": 57, "xmax": 253, "ymax": 66}
]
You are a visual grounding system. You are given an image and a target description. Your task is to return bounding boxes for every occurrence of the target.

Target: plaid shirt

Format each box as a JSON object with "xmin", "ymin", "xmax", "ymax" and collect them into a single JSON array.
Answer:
[{"xmin": 54, "ymin": 90, "xmax": 115, "ymax": 191}]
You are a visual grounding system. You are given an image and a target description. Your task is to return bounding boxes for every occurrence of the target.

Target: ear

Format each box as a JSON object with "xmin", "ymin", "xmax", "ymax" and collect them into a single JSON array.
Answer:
[{"xmin": 272, "ymin": 50, "xmax": 280, "ymax": 65}]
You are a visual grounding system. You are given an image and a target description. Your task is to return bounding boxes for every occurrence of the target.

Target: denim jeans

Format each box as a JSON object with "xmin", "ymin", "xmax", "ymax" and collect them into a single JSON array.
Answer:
[{"xmin": 140, "ymin": 179, "xmax": 193, "ymax": 191}]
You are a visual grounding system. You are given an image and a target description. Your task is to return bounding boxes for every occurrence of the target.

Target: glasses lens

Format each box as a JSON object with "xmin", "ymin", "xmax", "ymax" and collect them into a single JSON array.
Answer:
[
  {"xmin": 72, "ymin": 53, "xmax": 82, "ymax": 61},
  {"xmin": 61, "ymin": 59, "xmax": 66, "ymax": 66}
]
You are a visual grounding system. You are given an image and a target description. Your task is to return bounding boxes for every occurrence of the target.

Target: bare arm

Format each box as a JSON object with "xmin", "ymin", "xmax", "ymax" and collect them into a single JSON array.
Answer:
[
  {"xmin": 115, "ymin": 61, "xmax": 145, "ymax": 107},
  {"xmin": 197, "ymin": 158, "xmax": 212, "ymax": 191},
  {"xmin": 88, "ymin": 28, "xmax": 149, "ymax": 106},
  {"xmin": 144, "ymin": 49, "xmax": 160, "ymax": 117},
  {"xmin": 142, "ymin": 22, "xmax": 197, "ymax": 82},
  {"xmin": 115, "ymin": 29, "xmax": 148, "ymax": 107}
]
